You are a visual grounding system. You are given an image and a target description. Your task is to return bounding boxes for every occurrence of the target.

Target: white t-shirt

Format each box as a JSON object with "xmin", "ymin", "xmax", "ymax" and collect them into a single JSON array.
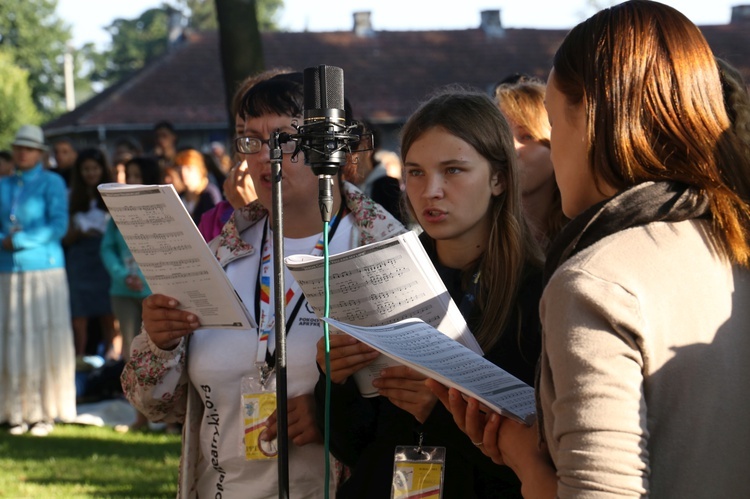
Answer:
[{"xmin": 189, "ymin": 214, "xmax": 354, "ymax": 498}]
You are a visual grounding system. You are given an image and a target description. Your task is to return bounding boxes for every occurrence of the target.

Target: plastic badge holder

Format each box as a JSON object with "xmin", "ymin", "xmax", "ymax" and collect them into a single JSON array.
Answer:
[
  {"xmin": 391, "ymin": 443, "xmax": 446, "ymax": 499},
  {"xmin": 241, "ymin": 375, "xmax": 278, "ymax": 460}
]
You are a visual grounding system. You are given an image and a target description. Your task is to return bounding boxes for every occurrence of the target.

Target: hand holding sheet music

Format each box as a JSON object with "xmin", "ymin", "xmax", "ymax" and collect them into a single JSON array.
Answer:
[
  {"xmin": 97, "ymin": 182, "xmax": 254, "ymax": 329},
  {"xmin": 286, "ymin": 231, "xmax": 482, "ymax": 396},
  {"xmin": 323, "ymin": 317, "xmax": 536, "ymax": 425}
]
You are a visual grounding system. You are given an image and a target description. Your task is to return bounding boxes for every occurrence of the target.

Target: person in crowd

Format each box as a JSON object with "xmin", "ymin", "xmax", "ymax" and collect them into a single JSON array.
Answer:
[
  {"xmin": 164, "ymin": 164, "xmax": 186, "ymax": 195},
  {"xmin": 101, "ymin": 157, "xmax": 159, "ymax": 432},
  {"xmin": 51, "ymin": 137, "xmax": 78, "ymax": 187},
  {"xmin": 209, "ymin": 141, "xmax": 233, "ymax": 175},
  {"xmin": 315, "ymin": 89, "xmax": 544, "ymax": 498},
  {"xmin": 0, "ymin": 124, "xmax": 76, "ymax": 437},
  {"xmin": 375, "ymin": 149, "xmax": 404, "ymax": 186},
  {"xmin": 121, "ymin": 72, "xmax": 407, "ymax": 498},
  {"xmin": 111, "ymin": 138, "xmax": 141, "ymax": 184},
  {"xmin": 63, "ymin": 148, "xmax": 118, "ymax": 358},
  {"xmin": 495, "ymin": 75, "xmax": 566, "ymax": 247},
  {"xmin": 0, "ymin": 151, "xmax": 13, "ymax": 177},
  {"xmin": 173, "ymin": 148, "xmax": 222, "ymax": 225},
  {"xmin": 197, "ymin": 68, "xmax": 290, "ymax": 241},
  {"xmin": 201, "ymin": 150, "xmax": 227, "ymax": 191},
  {"xmin": 152, "ymin": 120, "xmax": 178, "ymax": 170},
  {"xmin": 353, "ymin": 121, "xmax": 405, "ymax": 223},
  {"xmin": 431, "ymin": 2, "xmax": 750, "ymax": 498}
]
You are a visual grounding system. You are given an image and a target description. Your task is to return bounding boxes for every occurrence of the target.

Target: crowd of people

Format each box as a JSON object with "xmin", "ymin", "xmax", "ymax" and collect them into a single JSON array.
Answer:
[
  {"xmin": 1, "ymin": 1, "xmax": 749, "ymax": 497},
  {"xmin": 0, "ymin": 117, "xmax": 250, "ymax": 435}
]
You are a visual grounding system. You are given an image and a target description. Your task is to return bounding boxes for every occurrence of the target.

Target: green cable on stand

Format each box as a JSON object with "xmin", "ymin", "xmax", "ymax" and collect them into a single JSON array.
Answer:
[{"xmin": 322, "ymin": 219, "xmax": 332, "ymax": 499}]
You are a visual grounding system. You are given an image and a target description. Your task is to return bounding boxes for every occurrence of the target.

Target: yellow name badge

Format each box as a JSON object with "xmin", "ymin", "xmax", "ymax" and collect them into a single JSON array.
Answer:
[
  {"xmin": 392, "ymin": 445, "xmax": 446, "ymax": 499},
  {"xmin": 242, "ymin": 392, "xmax": 278, "ymax": 460},
  {"xmin": 393, "ymin": 461, "xmax": 443, "ymax": 498}
]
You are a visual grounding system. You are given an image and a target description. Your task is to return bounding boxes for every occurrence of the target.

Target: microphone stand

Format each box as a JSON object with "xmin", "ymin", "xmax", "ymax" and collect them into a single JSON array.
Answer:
[{"xmin": 269, "ymin": 131, "xmax": 290, "ymax": 499}]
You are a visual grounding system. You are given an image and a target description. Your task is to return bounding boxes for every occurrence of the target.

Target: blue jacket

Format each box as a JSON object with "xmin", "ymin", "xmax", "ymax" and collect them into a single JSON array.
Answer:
[
  {"xmin": 0, "ymin": 164, "xmax": 68, "ymax": 272},
  {"xmin": 100, "ymin": 218, "xmax": 151, "ymax": 299}
]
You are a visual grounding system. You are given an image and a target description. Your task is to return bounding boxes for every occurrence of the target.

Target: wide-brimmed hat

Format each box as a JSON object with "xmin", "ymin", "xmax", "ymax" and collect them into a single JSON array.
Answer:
[{"xmin": 12, "ymin": 124, "xmax": 48, "ymax": 151}]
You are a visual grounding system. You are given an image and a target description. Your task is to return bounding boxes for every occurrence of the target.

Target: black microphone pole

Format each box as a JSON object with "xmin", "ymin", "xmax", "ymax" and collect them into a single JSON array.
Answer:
[
  {"xmin": 272, "ymin": 65, "xmax": 357, "ymax": 498},
  {"xmin": 298, "ymin": 65, "xmax": 358, "ymax": 499},
  {"xmin": 269, "ymin": 131, "xmax": 290, "ymax": 499}
]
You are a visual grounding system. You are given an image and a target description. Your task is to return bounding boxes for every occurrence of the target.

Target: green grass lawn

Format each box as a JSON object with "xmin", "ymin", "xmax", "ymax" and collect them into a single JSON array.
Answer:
[{"xmin": 0, "ymin": 423, "xmax": 181, "ymax": 498}]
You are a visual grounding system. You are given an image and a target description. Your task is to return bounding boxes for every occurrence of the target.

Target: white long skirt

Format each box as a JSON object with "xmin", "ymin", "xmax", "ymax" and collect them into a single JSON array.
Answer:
[{"xmin": 0, "ymin": 268, "xmax": 77, "ymax": 425}]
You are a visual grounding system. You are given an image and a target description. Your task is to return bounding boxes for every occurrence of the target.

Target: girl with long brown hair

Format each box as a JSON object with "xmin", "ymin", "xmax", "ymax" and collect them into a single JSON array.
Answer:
[{"xmin": 317, "ymin": 88, "xmax": 544, "ymax": 498}]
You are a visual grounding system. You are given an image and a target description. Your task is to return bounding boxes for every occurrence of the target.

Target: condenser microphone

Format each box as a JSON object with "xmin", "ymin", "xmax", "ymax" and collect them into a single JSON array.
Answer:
[{"xmin": 299, "ymin": 65, "xmax": 356, "ymax": 222}]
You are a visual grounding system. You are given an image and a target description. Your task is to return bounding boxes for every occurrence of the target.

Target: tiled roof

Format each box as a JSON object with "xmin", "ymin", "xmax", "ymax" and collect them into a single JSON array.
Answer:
[
  {"xmin": 44, "ymin": 22, "xmax": 750, "ymax": 133},
  {"xmin": 45, "ymin": 31, "xmax": 226, "ymax": 133}
]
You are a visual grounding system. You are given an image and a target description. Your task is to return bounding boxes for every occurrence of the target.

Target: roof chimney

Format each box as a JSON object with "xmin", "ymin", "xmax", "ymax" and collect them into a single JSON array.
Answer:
[
  {"xmin": 731, "ymin": 5, "xmax": 750, "ymax": 23},
  {"xmin": 353, "ymin": 11, "xmax": 374, "ymax": 37},
  {"xmin": 167, "ymin": 8, "xmax": 186, "ymax": 49},
  {"xmin": 480, "ymin": 9, "xmax": 504, "ymax": 37}
]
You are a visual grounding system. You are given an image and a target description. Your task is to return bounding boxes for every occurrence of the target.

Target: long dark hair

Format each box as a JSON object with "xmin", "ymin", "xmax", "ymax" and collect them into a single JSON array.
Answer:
[
  {"xmin": 69, "ymin": 148, "xmax": 112, "ymax": 214},
  {"xmin": 125, "ymin": 157, "xmax": 163, "ymax": 186}
]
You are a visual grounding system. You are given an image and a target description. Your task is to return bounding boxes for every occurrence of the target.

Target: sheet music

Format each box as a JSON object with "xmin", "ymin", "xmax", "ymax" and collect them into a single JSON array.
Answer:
[
  {"xmin": 285, "ymin": 231, "xmax": 482, "ymax": 396},
  {"xmin": 98, "ymin": 183, "xmax": 254, "ymax": 329},
  {"xmin": 324, "ymin": 317, "xmax": 536, "ymax": 425}
]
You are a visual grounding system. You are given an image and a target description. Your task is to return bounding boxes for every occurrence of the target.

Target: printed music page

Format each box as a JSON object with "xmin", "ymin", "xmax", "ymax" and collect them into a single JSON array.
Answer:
[
  {"xmin": 97, "ymin": 183, "xmax": 254, "ymax": 329},
  {"xmin": 285, "ymin": 230, "xmax": 482, "ymax": 396},
  {"xmin": 324, "ymin": 317, "xmax": 536, "ymax": 425}
]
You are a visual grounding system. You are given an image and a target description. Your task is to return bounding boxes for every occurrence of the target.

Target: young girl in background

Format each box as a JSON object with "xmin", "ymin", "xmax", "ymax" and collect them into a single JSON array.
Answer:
[
  {"xmin": 100, "ymin": 157, "xmax": 159, "ymax": 431},
  {"xmin": 63, "ymin": 148, "xmax": 117, "ymax": 358},
  {"xmin": 316, "ymin": 89, "xmax": 544, "ymax": 498}
]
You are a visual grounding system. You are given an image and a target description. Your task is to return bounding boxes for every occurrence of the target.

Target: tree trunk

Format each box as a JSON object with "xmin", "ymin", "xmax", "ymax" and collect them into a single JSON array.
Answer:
[{"xmin": 215, "ymin": 0, "xmax": 265, "ymax": 132}]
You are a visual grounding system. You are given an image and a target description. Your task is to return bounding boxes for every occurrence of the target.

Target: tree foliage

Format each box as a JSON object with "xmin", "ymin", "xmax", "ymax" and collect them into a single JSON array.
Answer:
[
  {"xmin": 90, "ymin": 6, "xmax": 171, "ymax": 86},
  {"xmin": 256, "ymin": 0, "xmax": 283, "ymax": 31},
  {"xmin": 178, "ymin": 0, "xmax": 282, "ymax": 31},
  {"xmin": 0, "ymin": 50, "xmax": 41, "ymax": 150},
  {"xmin": 179, "ymin": 0, "xmax": 218, "ymax": 30},
  {"xmin": 0, "ymin": 0, "xmax": 72, "ymax": 118},
  {"xmin": 87, "ymin": 0, "xmax": 281, "ymax": 88}
]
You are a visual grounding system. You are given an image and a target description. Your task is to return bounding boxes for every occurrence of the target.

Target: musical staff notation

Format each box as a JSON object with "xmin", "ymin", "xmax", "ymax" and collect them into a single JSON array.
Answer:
[{"xmin": 97, "ymin": 182, "xmax": 254, "ymax": 329}]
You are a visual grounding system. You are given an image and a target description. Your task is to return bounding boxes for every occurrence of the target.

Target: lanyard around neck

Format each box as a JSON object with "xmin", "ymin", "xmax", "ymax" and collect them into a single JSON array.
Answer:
[
  {"xmin": 254, "ymin": 203, "xmax": 346, "ymax": 379},
  {"xmin": 457, "ymin": 271, "xmax": 481, "ymax": 318}
]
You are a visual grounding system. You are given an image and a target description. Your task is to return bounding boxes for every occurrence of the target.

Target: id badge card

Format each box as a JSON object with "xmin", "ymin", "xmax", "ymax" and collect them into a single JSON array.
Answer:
[
  {"xmin": 391, "ymin": 445, "xmax": 446, "ymax": 499},
  {"xmin": 241, "ymin": 375, "xmax": 278, "ymax": 461}
]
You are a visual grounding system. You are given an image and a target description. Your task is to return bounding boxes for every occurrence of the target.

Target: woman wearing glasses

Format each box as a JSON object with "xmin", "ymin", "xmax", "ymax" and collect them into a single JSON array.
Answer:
[
  {"xmin": 196, "ymin": 69, "xmax": 291, "ymax": 242},
  {"xmin": 121, "ymin": 72, "xmax": 407, "ymax": 498}
]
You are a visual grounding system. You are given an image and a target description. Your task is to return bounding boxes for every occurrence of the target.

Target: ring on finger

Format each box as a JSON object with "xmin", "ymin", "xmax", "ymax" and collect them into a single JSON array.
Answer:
[{"xmin": 472, "ymin": 441, "xmax": 483, "ymax": 447}]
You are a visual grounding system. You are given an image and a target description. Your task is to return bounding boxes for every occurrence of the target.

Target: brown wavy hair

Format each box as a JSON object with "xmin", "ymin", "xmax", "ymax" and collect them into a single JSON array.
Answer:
[
  {"xmin": 400, "ymin": 88, "xmax": 543, "ymax": 351},
  {"xmin": 553, "ymin": 0, "xmax": 750, "ymax": 266}
]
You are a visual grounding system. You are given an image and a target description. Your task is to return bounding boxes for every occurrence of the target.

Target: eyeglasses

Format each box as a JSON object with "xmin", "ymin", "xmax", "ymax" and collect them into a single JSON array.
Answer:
[
  {"xmin": 235, "ymin": 136, "xmax": 297, "ymax": 155},
  {"xmin": 350, "ymin": 131, "xmax": 374, "ymax": 152}
]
